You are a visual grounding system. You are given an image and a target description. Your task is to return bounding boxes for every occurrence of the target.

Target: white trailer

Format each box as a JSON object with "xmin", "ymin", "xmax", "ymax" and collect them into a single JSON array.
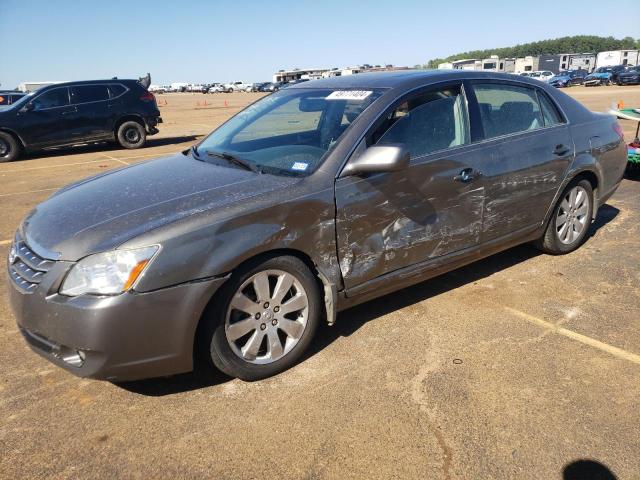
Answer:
[{"xmin": 17, "ymin": 81, "xmax": 64, "ymax": 92}]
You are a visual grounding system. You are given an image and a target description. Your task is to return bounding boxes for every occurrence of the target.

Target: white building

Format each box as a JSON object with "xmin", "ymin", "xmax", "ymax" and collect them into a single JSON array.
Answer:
[
  {"xmin": 481, "ymin": 55, "xmax": 503, "ymax": 71},
  {"xmin": 596, "ymin": 50, "xmax": 640, "ymax": 68},
  {"xmin": 273, "ymin": 68, "xmax": 330, "ymax": 83},
  {"xmin": 515, "ymin": 56, "xmax": 538, "ymax": 73}
]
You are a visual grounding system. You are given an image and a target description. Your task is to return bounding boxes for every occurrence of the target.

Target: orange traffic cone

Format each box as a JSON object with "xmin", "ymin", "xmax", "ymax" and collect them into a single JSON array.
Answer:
[{"xmin": 618, "ymin": 100, "xmax": 625, "ymax": 109}]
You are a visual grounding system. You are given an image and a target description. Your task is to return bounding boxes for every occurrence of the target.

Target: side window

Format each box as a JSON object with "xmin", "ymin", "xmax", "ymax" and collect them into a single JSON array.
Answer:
[
  {"xmin": 32, "ymin": 88, "xmax": 69, "ymax": 110},
  {"xmin": 232, "ymin": 96, "xmax": 322, "ymax": 143},
  {"xmin": 69, "ymin": 85, "xmax": 110, "ymax": 104},
  {"xmin": 537, "ymin": 91, "xmax": 564, "ymax": 126},
  {"xmin": 372, "ymin": 86, "xmax": 469, "ymax": 158},
  {"xmin": 473, "ymin": 83, "xmax": 544, "ymax": 139},
  {"xmin": 108, "ymin": 84, "xmax": 126, "ymax": 98}
]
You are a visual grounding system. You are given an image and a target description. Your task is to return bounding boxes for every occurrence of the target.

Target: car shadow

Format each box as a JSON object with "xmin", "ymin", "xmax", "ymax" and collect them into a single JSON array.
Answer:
[
  {"xmin": 19, "ymin": 135, "xmax": 201, "ymax": 161},
  {"xmin": 563, "ymin": 459, "xmax": 617, "ymax": 480},
  {"xmin": 116, "ymin": 204, "xmax": 619, "ymax": 396}
]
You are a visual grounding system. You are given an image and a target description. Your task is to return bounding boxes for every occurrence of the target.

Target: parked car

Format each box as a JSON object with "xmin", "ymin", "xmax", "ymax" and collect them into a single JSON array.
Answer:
[
  {"xmin": 617, "ymin": 65, "xmax": 640, "ymax": 85},
  {"xmin": 529, "ymin": 71, "xmax": 554, "ymax": 82},
  {"xmin": 584, "ymin": 65, "xmax": 627, "ymax": 86},
  {"xmin": 0, "ymin": 90, "xmax": 27, "ymax": 106},
  {"xmin": 548, "ymin": 69, "xmax": 587, "ymax": 88},
  {"xmin": 204, "ymin": 83, "xmax": 224, "ymax": 94},
  {"xmin": 249, "ymin": 82, "xmax": 270, "ymax": 92},
  {"xmin": 259, "ymin": 82, "xmax": 282, "ymax": 92},
  {"xmin": 223, "ymin": 81, "xmax": 252, "ymax": 93},
  {"xmin": 8, "ymin": 71, "xmax": 626, "ymax": 381},
  {"xmin": 0, "ymin": 79, "xmax": 162, "ymax": 162},
  {"xmin": 149, "ymin": 85, "xmax": 166, "ymax": 94}
]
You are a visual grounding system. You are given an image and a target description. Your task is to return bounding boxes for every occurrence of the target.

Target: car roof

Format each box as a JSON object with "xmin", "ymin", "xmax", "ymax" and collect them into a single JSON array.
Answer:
[
  {"xmin": 41, "ymin": 79, "xmax": 138, "ymax": 88},
  {"xmin": 288, "ymin": 69, "xmax": 553, "ymax": 91}
]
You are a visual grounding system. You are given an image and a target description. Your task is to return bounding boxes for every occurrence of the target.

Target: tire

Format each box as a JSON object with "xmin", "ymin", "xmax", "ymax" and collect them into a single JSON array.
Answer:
[
  {"xmin": 535, "ymin": 179, "xmax": 594, "ymax": 255},
  {"xmin": 0, "ymin": 131, "xmax": 20, "ymax": 162},
  {"xmin": 201, "ymin": 255, "xmax": 321, "ymax": 381},
  {"xmin": 116, "ymin": 121, "xmax": 146, "ymax": 149}
]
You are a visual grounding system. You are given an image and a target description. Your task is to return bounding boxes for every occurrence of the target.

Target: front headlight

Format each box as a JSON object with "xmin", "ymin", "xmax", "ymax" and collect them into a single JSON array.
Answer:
[{"xmin": 60, "ymin": 245, "xmax": 160, "ymax": 296}]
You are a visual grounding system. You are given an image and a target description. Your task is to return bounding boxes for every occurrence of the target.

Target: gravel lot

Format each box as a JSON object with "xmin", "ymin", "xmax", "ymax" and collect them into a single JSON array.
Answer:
[{"xmin": 1, "ymin": 87, "xmax": 639, "ymax": 479}]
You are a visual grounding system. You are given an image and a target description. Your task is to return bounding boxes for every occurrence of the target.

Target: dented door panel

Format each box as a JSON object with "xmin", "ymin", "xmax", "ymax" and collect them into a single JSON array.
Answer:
[
  {"xmin": 480, "ymin": 126, "xmax": 574, "ymax": 242},
  {"xmin": 335, "ymin": 147, "xmax": 490, "ymax": 291}
]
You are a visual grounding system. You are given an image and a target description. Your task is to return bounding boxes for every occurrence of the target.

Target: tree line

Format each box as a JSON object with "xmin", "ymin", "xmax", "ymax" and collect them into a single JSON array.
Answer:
[{"xmin": 419, "ymin": 36, "xmax": 640, "ymax": 69}]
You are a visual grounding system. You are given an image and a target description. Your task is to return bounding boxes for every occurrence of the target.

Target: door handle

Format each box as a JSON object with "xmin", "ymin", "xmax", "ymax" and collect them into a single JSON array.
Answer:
[
  {"xmin": 453, "ymin": 168, "xmax": 480, "ymax": 183},
  {"xmin": 553, "ymin": 144, "xmax": 571, "ymax": 156},
  {"xmin": 61, "ymin": 107, "xmax": 78, "ymax": 116}
]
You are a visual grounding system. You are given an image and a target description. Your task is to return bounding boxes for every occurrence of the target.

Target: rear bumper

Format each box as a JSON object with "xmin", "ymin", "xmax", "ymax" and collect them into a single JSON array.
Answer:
[
  {"xmin": 8, "ymin": 267, "xmax": 226, "ymax": 381},
  {"xmin": 144, "ymin": 116, "xmax": 162, "ymax": 135}
]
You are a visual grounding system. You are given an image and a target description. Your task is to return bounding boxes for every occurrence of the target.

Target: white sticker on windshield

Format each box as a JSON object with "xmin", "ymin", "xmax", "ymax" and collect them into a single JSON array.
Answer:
[
  {"xmin": 292, "ymin": 162, "xmax": 308, "ymax": 171},
  {"xmin": 326, "ymin": 90, "xmax": 373, "ymax": 101}
]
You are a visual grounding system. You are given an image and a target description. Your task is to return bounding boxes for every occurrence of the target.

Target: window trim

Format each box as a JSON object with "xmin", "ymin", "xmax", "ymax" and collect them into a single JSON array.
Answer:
[{"xmin": 466, "ymin": 79, "xmax": 569, "ymax": 144}]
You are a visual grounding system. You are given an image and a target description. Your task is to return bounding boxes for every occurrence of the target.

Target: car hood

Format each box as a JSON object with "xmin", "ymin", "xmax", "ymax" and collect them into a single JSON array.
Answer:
[{"xmin": 21, "ymin": 153, "xmax": 301, "ymax": 261}]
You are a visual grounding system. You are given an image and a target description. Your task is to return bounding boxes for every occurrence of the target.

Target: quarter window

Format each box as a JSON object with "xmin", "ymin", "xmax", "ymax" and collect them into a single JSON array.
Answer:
[
  {"xmin": 108, "ymin": 84, "xmax": 126, "ymax": 98},
  {"xmin": 69, "ymin": 85, "xmax": 110, "ymax": 104},
  {"xmin": 538, "ymin": 91, "xmax": 564, "ymax": 126},
  {"xmin": 473, "ymin": 83, "xmax": 544, "ymax": 139},
  {"xmin": 32, "ymin": 88, "xmax": 69, "ymax": 110},
  {"xmin": 372, "ymin": 86, "xmax": 469, "ymax": 158}
]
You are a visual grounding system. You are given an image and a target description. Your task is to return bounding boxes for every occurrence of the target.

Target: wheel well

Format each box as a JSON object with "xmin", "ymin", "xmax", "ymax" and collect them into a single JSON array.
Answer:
[
  {"xmin": 0, "ymin": 128, "xmax": 25, "ymax": 150},
  {"xmin": 114, "ymin": 115, "xmax": 144, "ymax": 133},
  {"xmin": 573, "ymin": 170, "xmax": 598, "ymax": 192},
  {"xmin": 191, "ymin": 248, "xmax": 328, "ymax": 367}
]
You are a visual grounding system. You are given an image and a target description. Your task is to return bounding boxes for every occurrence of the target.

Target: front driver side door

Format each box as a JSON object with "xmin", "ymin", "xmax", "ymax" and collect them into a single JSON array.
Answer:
[
  {"xmin": 20, "ymin": 87, "xmax": 77, "ymax": 147},
  {"xmin": 335, "ymin": 83, "xmax": 489, "ymax": 292}
]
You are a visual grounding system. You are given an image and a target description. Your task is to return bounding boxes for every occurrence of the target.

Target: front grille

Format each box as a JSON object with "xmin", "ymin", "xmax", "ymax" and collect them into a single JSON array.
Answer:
[{"xmin": 8, "ymin": 240, "xmax": 56, "ymax": 293}]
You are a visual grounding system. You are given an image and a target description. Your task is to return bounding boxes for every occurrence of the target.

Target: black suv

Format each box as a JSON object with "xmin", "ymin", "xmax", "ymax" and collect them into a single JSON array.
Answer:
[{"xmin": 0, "ymin": 79, "xmax": 162, "ymax": 162}]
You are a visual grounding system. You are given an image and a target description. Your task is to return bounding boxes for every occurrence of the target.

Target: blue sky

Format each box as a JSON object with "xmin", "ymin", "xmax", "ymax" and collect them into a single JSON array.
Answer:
[{"xmin": 1, "ymin": 0, "xmax": 638, "ymax": 88}]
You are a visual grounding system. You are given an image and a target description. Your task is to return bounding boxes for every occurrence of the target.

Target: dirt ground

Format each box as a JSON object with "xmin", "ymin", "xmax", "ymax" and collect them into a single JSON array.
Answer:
[{"xmin": 0, "ymin": 86, "xmax": 639, "ymax": 480}]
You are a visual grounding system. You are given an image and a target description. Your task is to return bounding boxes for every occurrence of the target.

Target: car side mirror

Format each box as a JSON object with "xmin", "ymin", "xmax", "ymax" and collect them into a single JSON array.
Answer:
[
  {"xmin": 343, "ymin": 144, "xmax": 410, "ymax": 176},
  {"xmin": 22, "ymin": 102, "xmax": 35, "ymax": 112}
]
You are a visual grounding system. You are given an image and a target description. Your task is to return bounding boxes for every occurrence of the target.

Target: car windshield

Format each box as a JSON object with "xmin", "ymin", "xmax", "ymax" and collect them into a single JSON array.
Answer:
[{"xmin": 196, "ymin": 87, "xmax": 384, "ymax": 176}]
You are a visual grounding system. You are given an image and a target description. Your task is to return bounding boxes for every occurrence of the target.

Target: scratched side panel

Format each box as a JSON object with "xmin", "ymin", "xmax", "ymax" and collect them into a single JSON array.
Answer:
[
  {"xmin": 123, "ymin": 179, "xmax": 341, "ymax": 292},
  {"xmin": 335, "ymin": 153, "xmax": 485, "ymax": 291},
  {"xmin": 480, "ymin": 126, "xmax": 573, "ymax": 242}
]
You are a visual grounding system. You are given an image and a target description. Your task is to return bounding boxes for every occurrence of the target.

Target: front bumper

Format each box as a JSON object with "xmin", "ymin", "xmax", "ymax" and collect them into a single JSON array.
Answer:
[
  {"xmin": 584, "ymin": 78, "xmax": 605, "ymax": 86},
  {"xmin": 8, "ymin": 254, "xmax": 226, "ymax": 381}
]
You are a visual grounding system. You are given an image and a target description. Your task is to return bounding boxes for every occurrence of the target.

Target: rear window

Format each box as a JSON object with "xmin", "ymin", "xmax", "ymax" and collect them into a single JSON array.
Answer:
[
  {"xmin": 473, "ymin": 83, "xmax": 544, "ymax": 139},
  {"xmin": 70, "ymin": 85, "xmax": 110, "ymax": 104}
]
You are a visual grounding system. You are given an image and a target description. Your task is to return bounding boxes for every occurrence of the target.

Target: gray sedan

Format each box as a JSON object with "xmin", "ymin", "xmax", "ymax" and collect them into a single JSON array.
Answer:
[{"xmin": 8, "ymin": 71, "xmax": 627, "ymax": 381}]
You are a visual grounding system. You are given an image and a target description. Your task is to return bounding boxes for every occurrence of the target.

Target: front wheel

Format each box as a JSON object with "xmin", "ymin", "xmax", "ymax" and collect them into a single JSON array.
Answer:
[
  {"xmin": 535, "ymin": 179, "xmax": 593, "ymax": 254},
  {"xmin": 203, "ymin": 256, "xmax": 321, "ymax": 381},
  {"xmin": 116, "ymin": 121, "xmax": 146, "ymax": 149},
  {"xmin": 0, "ymin": 131, "xmax": 20, "ymax": 162}
]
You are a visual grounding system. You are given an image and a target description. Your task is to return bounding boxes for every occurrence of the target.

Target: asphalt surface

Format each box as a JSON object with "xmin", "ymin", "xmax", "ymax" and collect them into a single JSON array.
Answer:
[{"xmin": 1, "ymin": 89, "xmax": 639, "ymax": 479}]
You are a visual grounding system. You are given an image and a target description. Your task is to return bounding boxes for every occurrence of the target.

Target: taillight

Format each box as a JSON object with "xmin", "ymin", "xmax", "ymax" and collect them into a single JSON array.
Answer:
[
  {"xmin": 140, "ymin": 91, "xmax": 155, "ymax": 102},
  {"xmin": 613, "ymin": 123, "xmax": 624, "ymax": 141}
]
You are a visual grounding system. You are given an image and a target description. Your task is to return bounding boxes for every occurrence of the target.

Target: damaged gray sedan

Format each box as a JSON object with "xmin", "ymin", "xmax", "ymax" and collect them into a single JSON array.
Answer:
[{"xmin": 8, "ymin": 71, "xmax": 627, "ymax": 381}]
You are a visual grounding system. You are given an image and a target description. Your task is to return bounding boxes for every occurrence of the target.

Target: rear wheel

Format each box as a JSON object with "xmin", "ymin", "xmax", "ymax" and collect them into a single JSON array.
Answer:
[
  {"xmin": 536, "ymin": 179, "xmax": 593, "ymax": 254},
  {"xmin": 116, "ymin": 121, "xmax": 146, "ymax": 149},
  {"xmin": 0, "ymin": 131, "xmax": 19, "ymax": 162},
  {"xmin": 202, "ymin": 255, "xmax": 321, "ymax": 381}
]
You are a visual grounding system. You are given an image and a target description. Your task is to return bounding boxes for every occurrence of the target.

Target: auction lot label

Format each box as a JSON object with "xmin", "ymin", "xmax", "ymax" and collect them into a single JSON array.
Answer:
[{"xmin": 326, "ymin": 90, "xmax": 373, "ymax": 101}]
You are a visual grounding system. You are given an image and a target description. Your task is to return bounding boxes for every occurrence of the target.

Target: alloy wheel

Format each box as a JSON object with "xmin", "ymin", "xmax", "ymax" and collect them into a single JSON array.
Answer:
[
  {"xmin": 125, "ymin": 128, "xmax": 140, "ymax": 143},
  {"xmin": 556, "ymin": 185, "xmax": 589, "ymax": 244},
  {"xmin": 225, "ymin": 269, "xmax": 309, "ymax": 364}
]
